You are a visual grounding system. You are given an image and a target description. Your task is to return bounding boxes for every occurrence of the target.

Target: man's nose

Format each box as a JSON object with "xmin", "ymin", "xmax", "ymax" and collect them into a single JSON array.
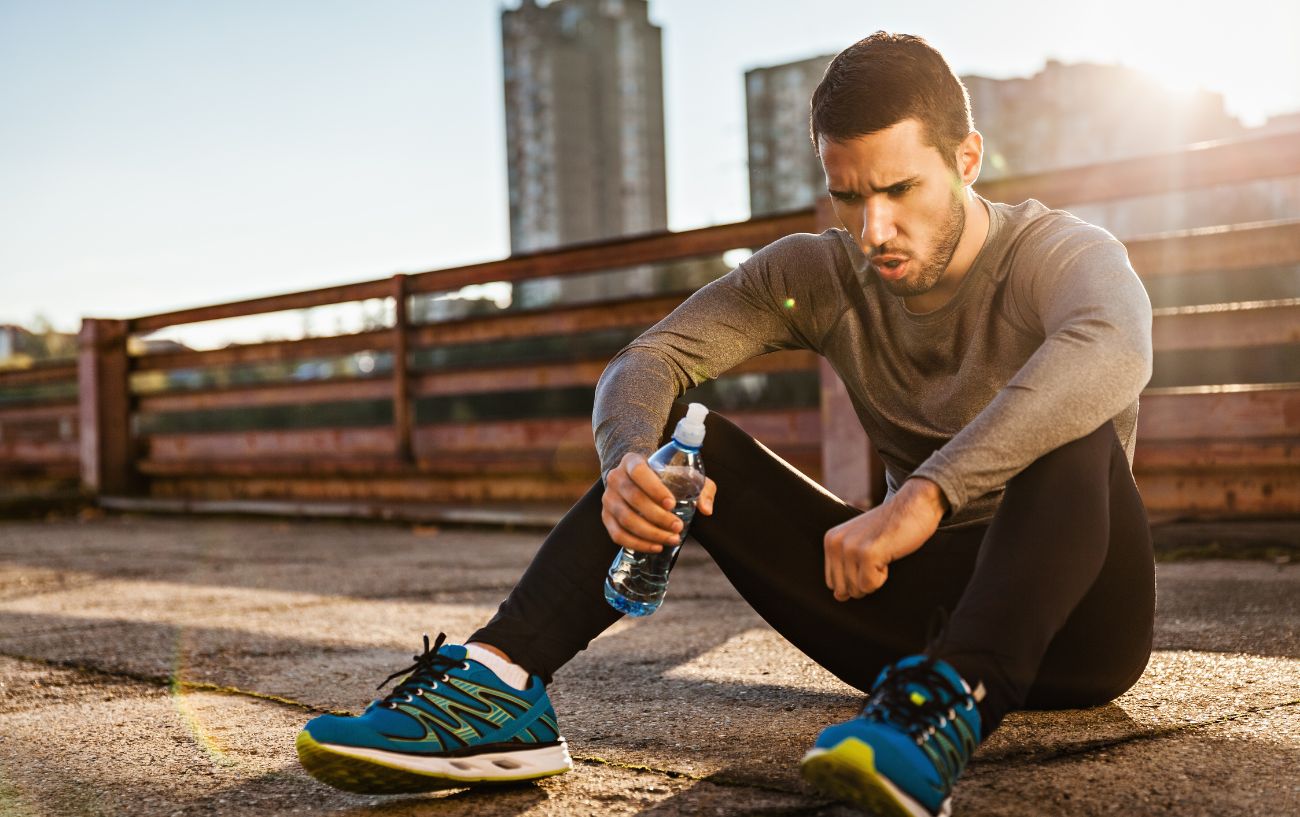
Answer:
[{"xmin": 860, "ymin": 198, "xmax": 897, "ymax": 250}]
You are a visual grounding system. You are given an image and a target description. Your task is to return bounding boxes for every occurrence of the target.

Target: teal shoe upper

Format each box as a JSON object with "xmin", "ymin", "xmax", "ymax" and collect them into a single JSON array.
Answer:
[
  {"xmin": 812, "ymin": 655, "xmax": 983, "ymax": 814},
  {"xmin": 304, "ymin": 634, "xmax": 560, "ymax": 755}
]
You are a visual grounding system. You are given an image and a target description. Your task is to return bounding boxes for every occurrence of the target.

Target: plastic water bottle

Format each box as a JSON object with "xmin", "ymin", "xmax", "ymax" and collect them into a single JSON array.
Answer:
[{"xmin": 603, "ymin": 402, "xmax": 709, "ymax": 617}]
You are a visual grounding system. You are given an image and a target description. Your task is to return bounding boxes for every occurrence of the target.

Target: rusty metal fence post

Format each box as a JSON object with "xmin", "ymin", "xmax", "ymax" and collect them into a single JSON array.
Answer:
[
  {"xmin": 391, "ymin": 273, "xmax": 413, "ymax": 463},
  {"xmin": 78, "ymin": 318, "xmax": 135, "ymax": 496},
  {"xmin": 814, "ymin": 197, "xmax": 887, "ymax": 510}
]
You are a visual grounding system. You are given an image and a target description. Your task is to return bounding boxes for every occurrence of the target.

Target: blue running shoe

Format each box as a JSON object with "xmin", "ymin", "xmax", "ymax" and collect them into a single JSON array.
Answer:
[
  {"xmin": 297, "ymin": 633, "xmax": 571, "ymax": 793},
  {"xmin": 800, "ymin": 655, "xmax": 984, "ymax": 817}
]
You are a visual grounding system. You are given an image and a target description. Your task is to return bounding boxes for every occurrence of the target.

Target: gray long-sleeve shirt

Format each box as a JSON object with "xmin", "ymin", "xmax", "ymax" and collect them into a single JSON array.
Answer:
[{"xmin": 593, "ymin": 197, "xmax": 1153, "ymax": 528}]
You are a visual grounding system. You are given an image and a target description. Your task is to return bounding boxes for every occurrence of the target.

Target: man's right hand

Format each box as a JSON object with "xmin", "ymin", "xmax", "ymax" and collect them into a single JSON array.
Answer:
[{"xmin": 601, "ymin": 452, "xmax": 716, "ymax": 553}]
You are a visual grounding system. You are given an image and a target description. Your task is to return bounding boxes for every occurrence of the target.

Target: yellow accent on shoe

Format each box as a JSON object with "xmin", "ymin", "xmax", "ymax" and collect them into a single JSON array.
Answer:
[{"xmin": 801, "ymin": 738, "xmax": 927, "ymax": 817}]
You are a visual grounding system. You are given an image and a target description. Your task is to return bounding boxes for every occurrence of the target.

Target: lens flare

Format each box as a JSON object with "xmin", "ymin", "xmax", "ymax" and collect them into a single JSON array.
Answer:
[{"xmin": 170, "ymin": 630, "xmax": 236, "ymax": 767}]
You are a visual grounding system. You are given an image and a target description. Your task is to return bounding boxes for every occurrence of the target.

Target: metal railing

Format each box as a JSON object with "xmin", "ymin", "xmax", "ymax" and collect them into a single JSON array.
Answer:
[{"xmin": 2, "ymin": 131, "xmax": 1297, "ymax": 521}]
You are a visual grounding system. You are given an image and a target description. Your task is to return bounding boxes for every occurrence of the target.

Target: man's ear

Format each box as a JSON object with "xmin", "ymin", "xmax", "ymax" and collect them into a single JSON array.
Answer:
[{"xmin": 955, "ymin": 130, "xmax": 983, "ymax": 187}]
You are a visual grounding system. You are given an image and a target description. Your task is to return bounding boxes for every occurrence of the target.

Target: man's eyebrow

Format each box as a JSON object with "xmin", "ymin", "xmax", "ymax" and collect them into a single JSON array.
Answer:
[{"xmin": 827, "ymin": 176, "xmax": 921, "ymax": 197}]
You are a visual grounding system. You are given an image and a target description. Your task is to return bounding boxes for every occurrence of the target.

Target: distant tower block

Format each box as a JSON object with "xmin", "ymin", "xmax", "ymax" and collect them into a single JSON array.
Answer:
[{"xmin": 502, "ymin": 0, "xmax": 669, "ymax": 308}]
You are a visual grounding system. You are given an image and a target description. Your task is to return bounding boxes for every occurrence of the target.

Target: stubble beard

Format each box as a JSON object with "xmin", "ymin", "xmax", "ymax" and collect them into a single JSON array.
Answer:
[{"xmin": 880, "ymin": 191, "xmax": 967, "ymax": 298}]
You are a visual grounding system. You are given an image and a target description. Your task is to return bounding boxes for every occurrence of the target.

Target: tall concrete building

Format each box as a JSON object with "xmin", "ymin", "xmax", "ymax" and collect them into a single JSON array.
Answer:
[
  {"xmin": 501, "ymin": 0, "xmax": 668, "ymax": 256},
  {"xmin": 743, "ymin": 55, "xmax": 1261, "ymax": 235},
  {"xmin": 963, "ymin": 60, "xmax": 1242, "ymax": 180},
  {"xmin": 745, "ymin": 55, "xmax": 833, "ymax": 217}
]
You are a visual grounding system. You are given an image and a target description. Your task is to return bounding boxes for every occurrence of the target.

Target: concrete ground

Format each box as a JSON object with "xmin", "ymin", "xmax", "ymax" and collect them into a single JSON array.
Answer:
[{"xmin": 0, "ymin": 514, "xmax": 1296, "ymax": 817}]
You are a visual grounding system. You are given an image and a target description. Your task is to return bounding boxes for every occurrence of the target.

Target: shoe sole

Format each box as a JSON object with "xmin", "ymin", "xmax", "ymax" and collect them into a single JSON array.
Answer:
[
  {"xmin": 296, "ymin": 730, "xmax": 572, "ymax": 794},
  {"xmin": 800, "ymin": 738, "xmax": 950, "ymax": 817}
]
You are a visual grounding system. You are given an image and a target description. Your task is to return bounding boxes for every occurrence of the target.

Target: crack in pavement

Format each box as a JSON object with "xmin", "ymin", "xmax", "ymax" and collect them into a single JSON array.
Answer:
[{"xmin": 0, "ymin": 650, "xmax": 344, "ymax": 715}]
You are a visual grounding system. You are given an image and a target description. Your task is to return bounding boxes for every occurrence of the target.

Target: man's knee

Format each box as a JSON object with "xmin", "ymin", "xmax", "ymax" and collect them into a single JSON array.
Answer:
[
  {"xmin": 1066, "ymin": 421, "xmax": 1119, "ymax": 453},
  {"xmin": 1031, "ymin": 421, "xmax": 1118, "ymax": 472}
]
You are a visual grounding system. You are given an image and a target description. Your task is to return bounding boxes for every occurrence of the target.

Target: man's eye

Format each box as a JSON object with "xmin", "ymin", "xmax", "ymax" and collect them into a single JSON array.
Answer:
[
  {"xmin": 889, "ymin": 185, "xmax": 913, "ymax": 196},
  {"xmin": 834, "ymin": 193, "xmax": 860, "ymax": 203}
]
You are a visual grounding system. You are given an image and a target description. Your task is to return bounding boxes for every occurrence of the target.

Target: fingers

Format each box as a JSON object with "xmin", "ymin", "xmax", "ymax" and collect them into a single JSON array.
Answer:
[
  {"xmin": 698, "ymin": 478, "xmax": 717, "ymax": 515},
  {"xmin": 601, "ymin": 505, "xmax": 678, "ymax": 553},
  {"xmin": 847, "ymin": 552, "xmax": 887, "ymax": 597},
  {"xmin": 624, "ymin": 457, "xmax": 679, "ymax": 520},
  {"xmin": 824, "ymin": 528, "xmax": 848, "ymax": 601},
  {"xmin": 824, "ymin": 525, "xmax": 887, "ymax": 601},
  {"xmin": 600, "ymin": 453, "xmax": 686, "ymax": 553},
  {"xmin": 848, "ymin": 557, "xmax": 885, "ymax": 599},
  {"xmin": 867, "ymin": 562, "xmax": 888, "ymax": 594}
]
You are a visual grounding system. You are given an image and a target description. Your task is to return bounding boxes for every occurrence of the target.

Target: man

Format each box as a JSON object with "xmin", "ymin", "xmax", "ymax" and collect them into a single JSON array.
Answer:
[{"xmin": 296, "ymin": 32, "xmax": 1155, "ymax": 817}]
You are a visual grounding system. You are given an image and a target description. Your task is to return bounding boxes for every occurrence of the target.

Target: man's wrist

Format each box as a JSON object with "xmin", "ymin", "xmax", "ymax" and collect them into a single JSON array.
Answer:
[{"xmin": 902, "ymin": 477, "xmax": 950, "ymax": 518}]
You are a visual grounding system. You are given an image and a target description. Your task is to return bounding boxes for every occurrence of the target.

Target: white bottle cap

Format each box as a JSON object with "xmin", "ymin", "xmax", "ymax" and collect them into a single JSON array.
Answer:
[{"xmin": 673, "ymin": 402, "xmax": 709, "ymax": 448}]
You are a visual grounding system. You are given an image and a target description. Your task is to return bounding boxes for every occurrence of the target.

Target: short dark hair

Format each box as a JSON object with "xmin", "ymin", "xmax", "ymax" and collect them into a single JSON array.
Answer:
[{"xmin": 809, "ymin": 32, "xmax": 973, "ymax": 171}]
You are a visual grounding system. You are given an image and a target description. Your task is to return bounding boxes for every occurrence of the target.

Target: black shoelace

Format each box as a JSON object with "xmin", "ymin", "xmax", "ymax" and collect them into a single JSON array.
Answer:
[
  {"xmin": 862, "ymin": 658, "xmax": 979, "ymax": 788},
  {"xmin": 374, "ymin": 632, "xmax": 468, "ymax": 708},
  {"xmin": 864, "ymin": 659, "xmax": 976, "ymax": 737}
]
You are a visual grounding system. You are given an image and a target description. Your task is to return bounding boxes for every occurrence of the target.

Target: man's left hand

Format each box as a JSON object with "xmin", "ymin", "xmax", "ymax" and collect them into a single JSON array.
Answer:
[{"xmin": 823, "ymin": 478, "xmax": 948, "ymax": 601}]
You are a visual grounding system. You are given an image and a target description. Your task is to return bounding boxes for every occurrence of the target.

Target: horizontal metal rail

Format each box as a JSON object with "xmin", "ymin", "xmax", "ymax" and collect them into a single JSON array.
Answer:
[
  {"xmin": 132, "ymin": 329, "xmax": 393, "ymax": 372},
  {"xmin": 1151, "ymin": 298, "xmax": 1300, "ymax": 352},
  {"xmin": 0, "ymin": 401, "xmax": 79, "ymax": 422},
  {"xmin": 131, "ymin": 349, "xmax": 817, "ymax": 413},
  {"xmin": 0, "ymin": 363, "xmax": 78, "ymax": 387},
  {"xmin": 1126, "ymin": 219, "xmax": 1300, "ymax": 280},
  {"xmin": 127, "ymin": 212, "xmax": 815, "ymax": 333},
  {"xmin": 1138, "ymin": 383, "xmax": 1300, "ymax": 440},
  {"xmin": 976, "ymin": 130, "xmax": 1300, "ymax": 209}
]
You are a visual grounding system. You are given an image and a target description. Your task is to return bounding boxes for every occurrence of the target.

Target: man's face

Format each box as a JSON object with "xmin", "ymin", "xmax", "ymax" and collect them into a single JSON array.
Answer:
[{"xmin": 819, "ymin": 119, "xmax": 967, "ymax": 299}]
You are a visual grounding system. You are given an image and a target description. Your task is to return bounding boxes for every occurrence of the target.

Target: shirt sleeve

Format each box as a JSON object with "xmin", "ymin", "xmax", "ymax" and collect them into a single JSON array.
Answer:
[
  {"xmin": 592, "ymin": 234, "xmax": 831, "ymax": 480},
  {"xmin": 910, "ymin": 223, "xmax": 1153, "ymax": 516}
]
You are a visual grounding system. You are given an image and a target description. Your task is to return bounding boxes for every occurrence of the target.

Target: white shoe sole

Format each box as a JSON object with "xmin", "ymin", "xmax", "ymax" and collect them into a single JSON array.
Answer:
[
  {"xmin": 325, "ymin": 740, "xmax": 572, "ymax": 780},
  {"xmin": 297, "ymin": 730, "xmax": 572, "ymax": 793}
]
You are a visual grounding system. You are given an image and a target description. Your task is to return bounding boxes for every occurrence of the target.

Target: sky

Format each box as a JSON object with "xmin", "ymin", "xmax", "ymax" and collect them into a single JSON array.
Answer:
[{"xmin": 2, "ymin": 0, "xmax": 1298, "ymax": 339}]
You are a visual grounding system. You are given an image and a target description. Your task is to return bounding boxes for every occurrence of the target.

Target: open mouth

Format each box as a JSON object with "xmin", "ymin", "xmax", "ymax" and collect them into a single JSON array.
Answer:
[{"xmin": 872, "ymin": 257, "xmax": 909, "ymax": 281}]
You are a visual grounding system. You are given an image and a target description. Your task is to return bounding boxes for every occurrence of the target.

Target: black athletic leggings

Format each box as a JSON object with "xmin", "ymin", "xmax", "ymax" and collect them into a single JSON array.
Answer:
[{"xmin": 471, "ymin": 403, "xmax": 1155, "ymax": 734}]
